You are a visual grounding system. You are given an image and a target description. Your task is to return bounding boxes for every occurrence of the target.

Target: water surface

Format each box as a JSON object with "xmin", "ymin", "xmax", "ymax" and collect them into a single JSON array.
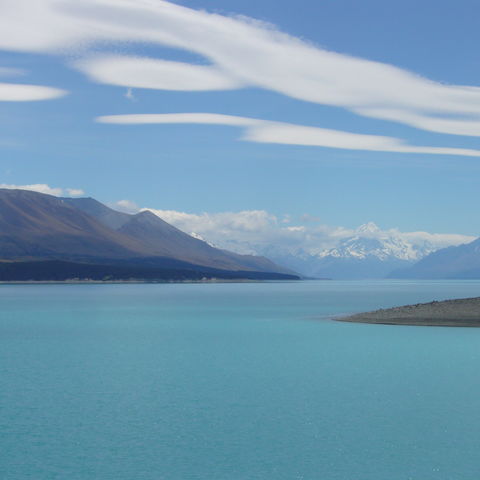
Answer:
[{"xmin": 1, "ymin": 280, "xmax": 480, "ymax": 479}]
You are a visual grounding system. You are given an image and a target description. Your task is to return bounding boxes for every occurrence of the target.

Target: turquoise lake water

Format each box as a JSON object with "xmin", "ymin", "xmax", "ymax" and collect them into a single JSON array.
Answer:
[{"xmin": 2, "ymin": 280, "xmax": 480, "ymax": 479}]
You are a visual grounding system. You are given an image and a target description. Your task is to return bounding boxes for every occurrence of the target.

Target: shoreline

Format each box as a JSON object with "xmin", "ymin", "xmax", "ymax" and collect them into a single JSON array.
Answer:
[
  {"xmin": 336, "ymin": 297, "xmax": 480, "ymax": 327},
  {"xmin": 0, "ymin": 278, "xmax": 292, "ymax": 285}
]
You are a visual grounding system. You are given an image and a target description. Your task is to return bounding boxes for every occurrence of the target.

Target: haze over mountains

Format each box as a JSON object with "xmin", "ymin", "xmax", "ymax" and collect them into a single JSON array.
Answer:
[
  {"xmin": 149, "ymin": 210, "xmax": 475, "ymax": 279},
  {"xmin": 0, "ymin": 189, "xmax": 296, "ymax": 281}
]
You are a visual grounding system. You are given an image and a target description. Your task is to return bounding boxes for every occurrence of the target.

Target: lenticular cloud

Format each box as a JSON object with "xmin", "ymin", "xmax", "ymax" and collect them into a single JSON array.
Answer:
[
  {"xmin": 96, "ymin": 113, "xmax": 480, "ymax": 157},
  {"xmin": 1, "ymin": 0, "xmax": 480, "ymax": 137},
  {"xmin": 0, "ymin": 83, "xmax": 66, "ymax": 101}
]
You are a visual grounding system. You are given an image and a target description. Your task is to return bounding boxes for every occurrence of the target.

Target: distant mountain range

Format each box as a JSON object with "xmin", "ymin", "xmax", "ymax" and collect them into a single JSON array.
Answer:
[
  {"xmin": 262, "ymin": 223, "xmax": 440, "ymax": 279},
  {"xmin": 1, "ymin": 188, "xmax": 477, "ymax": 280},
  {"xmin": 0, "ymin": 189, "xmax": 297, "ymax": 281},
  {"xmin": 178, "ymin": 219, "xmax": 476, "ymax": 280},
  {"xmin": 390, "ymin": 237, "xmax": 480, "ymax": 279}
]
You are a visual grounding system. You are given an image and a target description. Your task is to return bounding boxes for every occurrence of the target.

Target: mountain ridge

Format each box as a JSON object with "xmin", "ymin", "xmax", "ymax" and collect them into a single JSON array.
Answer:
[
  {"xmin": 390, "ymin": 237, "xmax": 480, "ymax": 279},
  {"xmin": 64, "ymin": 196, "xmax": 292, "ymax": 274},
  {"xmin": 0, "ymin": 189, "xmax": 296, "ymax": 280}
]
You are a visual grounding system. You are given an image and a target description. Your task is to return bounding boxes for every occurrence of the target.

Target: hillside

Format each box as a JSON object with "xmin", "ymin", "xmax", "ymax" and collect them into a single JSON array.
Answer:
[
  {"xmin": 0, "ymin": 189, "xmax": 297, "ymax": 280},
  {"xmin": 0, "ymin": 189, "xmax": 144, "ymax": 260},
  {"xmin": 63, "ymin": 197, "xmax": 291, "ymax": 273},
  {"xmin": 390, "ymin": 237, "xmax": 480, "ymax": 279}
]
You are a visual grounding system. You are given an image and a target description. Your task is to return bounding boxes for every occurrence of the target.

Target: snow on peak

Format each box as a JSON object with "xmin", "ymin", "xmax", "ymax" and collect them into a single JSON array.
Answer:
[
  {"xmin": 190, "ymin": 231, "xmax": 205, "ymax": 241},
  {"xmin": 318, "ymin": 224, "xmax": 436, "ymax": 261},
  {"xmin": 356, "ymin": 222, "xmax": 381, "ymax": 234},
  {"xmin": 190, "ymin": 231, "xmax": 218, "ymax": 248}
]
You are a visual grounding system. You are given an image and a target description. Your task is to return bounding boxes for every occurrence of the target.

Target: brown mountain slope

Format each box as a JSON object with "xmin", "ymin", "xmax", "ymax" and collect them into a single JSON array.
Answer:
[
  {"xmin": 0, "ymin": 189, "xmax": 148, "ymax": 260},
  {"xmin": 63, "ymin": 196, "xmax": 291, "ymax": 273},
  {"xmin": 117, "ymin": 210, "xmax": 288, "ymax": 272}
]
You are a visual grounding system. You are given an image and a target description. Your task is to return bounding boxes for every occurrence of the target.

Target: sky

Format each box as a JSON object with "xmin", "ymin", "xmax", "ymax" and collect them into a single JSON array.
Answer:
[{"xmin": 0, "ymin": 0, "xmax": 479, "ymax": 248}]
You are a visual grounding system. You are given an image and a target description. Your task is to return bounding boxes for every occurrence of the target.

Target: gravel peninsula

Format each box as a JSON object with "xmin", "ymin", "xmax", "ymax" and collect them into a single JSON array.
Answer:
[{"xmin": 338, "ymin": 297, "xmax": 480, "ymax": 327}]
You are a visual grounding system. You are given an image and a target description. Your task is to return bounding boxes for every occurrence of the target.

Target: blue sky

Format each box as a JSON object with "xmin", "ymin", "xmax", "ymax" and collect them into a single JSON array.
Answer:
[{"xmin": 0, "ymin": 0, "xmax": 479, "ymax": 239}]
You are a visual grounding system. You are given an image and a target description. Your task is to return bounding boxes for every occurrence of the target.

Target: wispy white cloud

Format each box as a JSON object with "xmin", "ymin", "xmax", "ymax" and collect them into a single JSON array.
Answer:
[
  {"xmin": 0, "ymin": 0, "xmax": 479, "ymax": 137},
  {"xmin": 0, "ymin": 67, "xmax": 25, "ymax": 77},
  {"xmin": 245, "ymin": 121, "xmax": 480, "ymax": 157},
  {"xmin": 110, "ymin": 199, "xmax": 140, "ymax": 213},
  {"xmin": 97, "ymin": 112, "xmax": 480, "ymax": 157},
  {"xmin": 0, "ymin": 183, "xmax": 84, "ymax": 196},
  {"xmin": 144, "ymin": 208, "xmax": 298, "ymax": 255},
  {"xmin": 400, "ymin": 231, "xmax": 474, "ymax": 250},
  {"xmin": 0, "ymin": 83, "xmax": 67, "ymax": 101},
  {"xmin": 77, "ymin": 55, "xmax": 242, "ymax": 91},
  {"xmin": 124, "ymin": 88, "xmax": 135, "ymax": 101},
  {"xmin": 66, "ymin": 188, "xmax": 85, "ymax": 196},
  {"xmin": 97, "ymin": 113, "xmax": 256, "ymax": 127},
  {"xmin": 355, "ymin": 108, "xmax": 480, "ymax": 137}
]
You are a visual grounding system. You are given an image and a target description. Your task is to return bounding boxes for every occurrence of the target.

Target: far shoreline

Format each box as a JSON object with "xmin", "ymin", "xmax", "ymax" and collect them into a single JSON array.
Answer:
[{"xmin": 0, "ymin": 278, "xmax": 300, "ymax": 285}]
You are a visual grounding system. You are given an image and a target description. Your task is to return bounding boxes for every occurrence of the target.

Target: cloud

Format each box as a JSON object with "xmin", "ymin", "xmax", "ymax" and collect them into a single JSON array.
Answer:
[
  {"xmin": 124, "ymin": 88, "xmax": 135, "ymax": 101},
  {"xmin": 110, "ymin": 199, "xmax": 140, "ymax": 213},
  {"xmin": 147, "ymin": 209, "xmax": 277, "ymax": 235},
  {"xmin": 97, "ymin": 113, "xmax": 480, "ymax": 157},
  {"xmin": 1, "ymin": 0, "xmax": 480, "ymax": 137},
  {"xmin": 0, "ymin": 183, "xmax": 84, "ymax": 196},
  {"xmin": 355, "ymin": 108, "xmax": 480, "ymax": 138},
  {"xmin": 400, "ymin": 231, "xmax": 474, "ymax": 250},
  {"xmin": 143, "ymin": 208, "xmax": 476, "ymax": 260},
  {"xmin": 66, "ymin": 188, "xmax": 85, "ymax": 196},
  {"xmin": 76, "ymin": 55, "xmax": 242, "ymax": 91},
  {"xmin": 0, "ymin": 82, "xmax": 67, "ymax": 101},
  {"xmin": 300, "ymin": 214, "xmax": 321, "ymax": 223},
  {"xmin": 245, "ymin": 120, "xmax": 480, "ymax": 157},
  {"xmin": 143, "ymin": 208, "xmax": 296, "ymax": 255},
  {"xmin": 97, "ymin": 113, "xmax": 256, "ymax": 126},
  {"xmin": 0, "ymin": 67, "xmax": 25, "ymax": 77}
]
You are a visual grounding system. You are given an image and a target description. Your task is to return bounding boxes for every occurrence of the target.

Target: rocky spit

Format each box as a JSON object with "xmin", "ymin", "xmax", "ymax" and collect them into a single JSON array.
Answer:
[{"xmin": 337, "ymin": 297, "xmax": 480, "ymax": 327}]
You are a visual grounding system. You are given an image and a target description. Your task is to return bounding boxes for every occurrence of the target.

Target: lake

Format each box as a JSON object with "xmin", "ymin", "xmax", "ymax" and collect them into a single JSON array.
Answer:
[{"xmin": 1, "ymin": 280, "xmax": 480, "ymax": 479}]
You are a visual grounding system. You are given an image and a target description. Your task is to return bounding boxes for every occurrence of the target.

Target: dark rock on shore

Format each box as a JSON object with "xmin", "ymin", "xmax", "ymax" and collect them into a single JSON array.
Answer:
[{"xmin": 337, "ymin": 297, "xmax": 480, "ymax": 327}]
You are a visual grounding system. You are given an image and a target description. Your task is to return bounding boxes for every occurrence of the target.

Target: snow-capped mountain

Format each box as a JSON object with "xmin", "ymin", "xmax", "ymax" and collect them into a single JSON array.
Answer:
[
  {"xmin": 189, "ymin": 231, "xmax": 217, "ymax": 247},
  {"xmin": 266, "ymin": 223, "xmax": 438, "ymax": 279},
  {"xmin": 390, "ymin": 236, "xmax": 480, "ymax": 279},
  {"xmin": 318, "ymin": 222, "xmax": 435, "ymax": 262},
  {"xmin": 186, "ymin": 221, "xmax": 469, "ymax": 279}
]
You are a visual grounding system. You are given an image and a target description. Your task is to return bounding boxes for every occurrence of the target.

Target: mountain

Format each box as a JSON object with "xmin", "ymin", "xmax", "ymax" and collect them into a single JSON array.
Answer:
[
  {"xmin": 318, "ymin": 222, "xmax": 430, "ymax": 261},
  {"xmin": 63, "ymin": 197, "xmax": 291, "ymax": 273},
  {"xmin": 0, "ymin": 189, "xmax": 297, "ymax": 280},
  {"xmin": 62, "ymin": 196, "xmax": 131, "ymax": 230},
  {"xmin": 390, "ymin": 237, "xmax": 480, "ymax": 279},
  {"xmin": 266, "ymin": 223, "xmax": 437, "ymax": 279},
  {"xmin": 0, "ymin": 189, "xmax": 144, "ymax": 260}
]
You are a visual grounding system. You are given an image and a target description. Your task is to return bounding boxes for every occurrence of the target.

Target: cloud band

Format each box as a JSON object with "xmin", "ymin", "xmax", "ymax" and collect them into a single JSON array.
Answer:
[{"xmin": 96, "ymin": 112, "xmax": 480, "ymax": 157}]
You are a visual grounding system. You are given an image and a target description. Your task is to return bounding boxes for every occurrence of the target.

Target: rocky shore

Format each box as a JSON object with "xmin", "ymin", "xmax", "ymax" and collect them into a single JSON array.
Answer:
[{"xmin": 337, "ymin": 297, "xmax": 480, "ymax": 327}]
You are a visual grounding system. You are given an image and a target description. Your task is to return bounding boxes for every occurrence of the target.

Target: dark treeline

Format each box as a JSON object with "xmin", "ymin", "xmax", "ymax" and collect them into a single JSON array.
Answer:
[{"xmin": 0, "ymin": 260, "xmax": 299, "ymax": 282}]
